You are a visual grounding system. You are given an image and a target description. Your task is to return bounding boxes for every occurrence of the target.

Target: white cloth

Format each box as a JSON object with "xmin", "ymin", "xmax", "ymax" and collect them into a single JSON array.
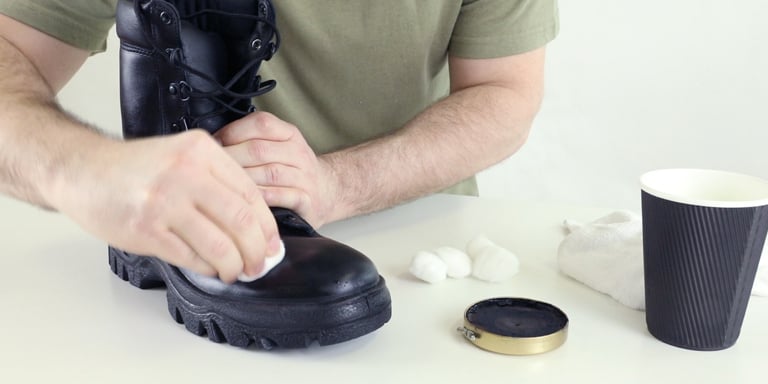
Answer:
[{"xmin": 557, "ymin": 211, "xmax": 768, "ymax": 311}]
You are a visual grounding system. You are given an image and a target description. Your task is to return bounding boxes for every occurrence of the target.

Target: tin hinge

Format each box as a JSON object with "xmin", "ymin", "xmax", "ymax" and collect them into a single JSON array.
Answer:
[{"xmin": 457, "ymin": 326, "xmax": 479, "ymax": 341}]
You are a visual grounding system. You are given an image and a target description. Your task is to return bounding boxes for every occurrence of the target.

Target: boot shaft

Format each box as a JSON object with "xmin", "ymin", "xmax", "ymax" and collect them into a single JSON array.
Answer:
[{"xmin": 116, "ymin": 0, "xmax": 278, "ymax": 138}]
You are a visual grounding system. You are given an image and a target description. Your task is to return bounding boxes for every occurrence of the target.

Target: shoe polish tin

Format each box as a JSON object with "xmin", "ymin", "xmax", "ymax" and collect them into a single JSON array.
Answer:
[{"xmin": 457, "ymin": 297, "xmax": 568, "ymax": 355}]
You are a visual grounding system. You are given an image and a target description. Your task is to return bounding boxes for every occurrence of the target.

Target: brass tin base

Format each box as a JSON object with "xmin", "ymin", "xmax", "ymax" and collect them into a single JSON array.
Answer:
[{"xmin": 458, "ymin": 298, "xmax": 568, "ymax": 355}]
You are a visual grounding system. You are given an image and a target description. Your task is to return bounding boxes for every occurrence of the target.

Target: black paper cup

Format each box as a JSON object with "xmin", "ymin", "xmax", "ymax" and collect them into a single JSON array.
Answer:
[{"xmin": 641, "ymin": 169, "xmax": 768, "ymax": 351}]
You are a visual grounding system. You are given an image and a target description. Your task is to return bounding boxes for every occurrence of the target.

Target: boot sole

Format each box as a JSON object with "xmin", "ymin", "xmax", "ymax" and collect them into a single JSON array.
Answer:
[{"xmin": 108, "ymin": 247, "xmax": 392, "ymax": 350}]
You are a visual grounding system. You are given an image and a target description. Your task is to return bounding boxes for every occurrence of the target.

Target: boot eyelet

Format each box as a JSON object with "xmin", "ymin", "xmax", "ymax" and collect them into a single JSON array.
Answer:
[
  {"xmin": 159, "ymin": 11, "xmax": 173, "ymax": 25},
  {"xmin": 250, "ymin": 38, "xmax": 263, "ymax": 51},
  {"xmin": 168, "ymin": 83, "xmax": 178, "ymax": 95},
  {"xmin": 178, "ymin": 81, "xmax": 192, "ymax": 102}
]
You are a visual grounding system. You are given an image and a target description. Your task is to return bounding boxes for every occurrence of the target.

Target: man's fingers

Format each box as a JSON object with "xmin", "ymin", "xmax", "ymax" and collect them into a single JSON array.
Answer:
[
  {"xmin": 190, "ymin": 176, "xmax": 280, "ymax": 278},
  {"xmin": 214, "ymin": 111, "xmax": 293, "ymax": 145},
  {"xmin": 244, "ymin": 163, "xmax": 303, "ymax": 188},
  {"xmin": 220, "ymin": 139, "xmax": 299, "ymax": 168},
  {"xmin": 258, "ymin": 186, "xmax": 315, "ymax": 225},
  {"xmin": 208, "ymin": 152, "xmax": 264, "ymax": 205},
  {"xmin": 151, "ymin": 230, "xmax": 217, "ymax": 276},
  {"xmin": 199, "ymin": 138, "xmax": 281, "ymax": 279},
  {"xmin": 169, "ymin": 208, "xmax": 246, "ymax": 283}
]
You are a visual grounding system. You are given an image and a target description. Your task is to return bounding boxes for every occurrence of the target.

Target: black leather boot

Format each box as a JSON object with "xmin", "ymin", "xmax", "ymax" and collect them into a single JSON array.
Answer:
[{"xmin": 112, "ymin": 0, "xmax": 391, "ymax": 349}]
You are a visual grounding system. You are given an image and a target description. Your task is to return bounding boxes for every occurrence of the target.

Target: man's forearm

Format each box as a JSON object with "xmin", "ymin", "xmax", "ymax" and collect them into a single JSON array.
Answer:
[
  {"xmin": 0, "ymin": 36, "xmax": 108, "ymax": 209},
  {"xmin": 321, "ymin": 83, "xmax": 541, "ymax": 222}
]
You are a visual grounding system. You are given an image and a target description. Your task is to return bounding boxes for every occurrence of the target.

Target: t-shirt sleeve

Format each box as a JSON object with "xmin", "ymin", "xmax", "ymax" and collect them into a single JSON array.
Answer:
[
  {"xmin": 0, "ymin": 0, "xmax": 117, "ymax": 53},
  {"xmin": 449, "ymin": 0, "xmax": 559, "ymax": 59}
]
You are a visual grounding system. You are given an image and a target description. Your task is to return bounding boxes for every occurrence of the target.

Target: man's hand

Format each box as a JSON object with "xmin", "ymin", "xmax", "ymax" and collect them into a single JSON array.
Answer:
[
  {"xmin": 1, "ymin": 17, "xmax": 282, "ymax": 283},
  {"xmin": 49, "ymin": 130, "xmax": 281, "ymax": 283},
  {"xmin": 214, "ymin": 112, "xmax": 335, "ymax": 227}
]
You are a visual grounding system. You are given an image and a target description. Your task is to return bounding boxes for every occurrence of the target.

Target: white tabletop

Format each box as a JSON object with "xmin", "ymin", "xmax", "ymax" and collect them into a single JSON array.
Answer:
[{"xmin": 1, "ymin": 194, "xmax": 765, "ymax": 383}]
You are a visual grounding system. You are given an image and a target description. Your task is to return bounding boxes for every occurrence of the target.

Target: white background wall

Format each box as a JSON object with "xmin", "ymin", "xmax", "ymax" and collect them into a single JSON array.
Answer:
[{"xmin": 58, "ymin": 1, "xmax": 768, "ymax": 212}]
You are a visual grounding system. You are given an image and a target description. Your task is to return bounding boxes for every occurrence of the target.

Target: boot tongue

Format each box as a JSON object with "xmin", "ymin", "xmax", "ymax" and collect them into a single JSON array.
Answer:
[
  {"xmin": 173, "ymin": 1, "xmax": 277, "ymax": 133},
  {"xmin": 171, "ymin": 0, "xmax": 262, "ymax": 37},
  {"xmin": 271, "ymin": 208, "xmax": 318, "ymax": 237},
  {"xmin": 178, "ymin": 21, "xmax": 232, "ymax": 132}
]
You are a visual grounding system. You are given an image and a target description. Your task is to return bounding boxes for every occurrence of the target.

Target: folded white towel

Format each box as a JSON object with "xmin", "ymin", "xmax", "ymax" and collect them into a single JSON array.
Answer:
[
  {"xmin": 557, "ymin": 211, "xmax": 768, "ymax": 311},
  {"xmin": 558, "ymin": 211, "xmax": 645, "ymax": 310},
  {"xmin": 751, "ymin": 247, "xmax": 768, "ymax": 296}
]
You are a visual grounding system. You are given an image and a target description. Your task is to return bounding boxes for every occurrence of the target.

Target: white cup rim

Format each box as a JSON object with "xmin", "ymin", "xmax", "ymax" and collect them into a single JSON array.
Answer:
[{"xmin": 640, "ymin": 169, "xmax": 768, "ymax": 208}]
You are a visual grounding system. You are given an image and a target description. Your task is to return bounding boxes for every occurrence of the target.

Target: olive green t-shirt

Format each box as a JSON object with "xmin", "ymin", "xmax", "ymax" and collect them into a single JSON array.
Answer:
[
  {"xmin": 0, "ymin": 0, "xmax": 559, "ymax": 195},
  {"xmin": 0, "ymin": 0, "xmax": 116, "ymax": 52}
]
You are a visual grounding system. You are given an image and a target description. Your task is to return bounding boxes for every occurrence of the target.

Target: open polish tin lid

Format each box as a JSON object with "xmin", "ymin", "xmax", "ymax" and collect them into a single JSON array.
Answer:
[{"xmin": 458, "ymin": 297, "xmax": 568, "ymax": 355}]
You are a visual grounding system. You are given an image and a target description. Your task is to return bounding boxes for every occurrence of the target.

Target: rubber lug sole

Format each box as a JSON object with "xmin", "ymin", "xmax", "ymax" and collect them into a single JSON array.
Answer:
[{"xmin": 108, "ymin": 247, "xmax": 391, "ymax": 349}]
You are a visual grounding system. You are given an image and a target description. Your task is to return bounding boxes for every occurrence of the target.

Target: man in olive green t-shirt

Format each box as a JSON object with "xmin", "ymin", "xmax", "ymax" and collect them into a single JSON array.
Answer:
[{"xmin": 0, "ymin": 1, "xmax": 558, "ymax": 281}]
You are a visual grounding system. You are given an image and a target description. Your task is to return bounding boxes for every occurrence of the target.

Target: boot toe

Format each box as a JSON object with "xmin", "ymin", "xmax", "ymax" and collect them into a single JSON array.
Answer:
[{"xmin": 181, "ymin": 237, "xmax": 382, "ymax": 300}]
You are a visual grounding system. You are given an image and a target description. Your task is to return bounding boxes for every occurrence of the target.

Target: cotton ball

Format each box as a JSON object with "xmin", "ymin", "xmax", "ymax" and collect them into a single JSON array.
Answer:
[
  {"xmin": 466, "ymin": 235, "xmax": 520, "ymax": 282},
  {"xmin": 237, "ymin": 240, "xmax": 285, "ymax": 282},
  {"xmin": 466, "ymin": 235, "xmax": 496, "ymax": 258},
  {"xmin": 409, "ymin": 251, "xmax": 448, "ymax": 284},
  {"xmin": 471, "ymin": 244, "xmax": 520, "ymax": 283},
  {"xmin": 433, "ymin": 246, "xmax": 472, "ymax": 278}
]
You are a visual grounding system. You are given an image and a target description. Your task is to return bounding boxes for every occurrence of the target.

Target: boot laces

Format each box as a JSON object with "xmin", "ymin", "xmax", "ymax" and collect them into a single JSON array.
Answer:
[{"xmin": 135, "ymin": 1, "xmax": 280, "ymax": 128}]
